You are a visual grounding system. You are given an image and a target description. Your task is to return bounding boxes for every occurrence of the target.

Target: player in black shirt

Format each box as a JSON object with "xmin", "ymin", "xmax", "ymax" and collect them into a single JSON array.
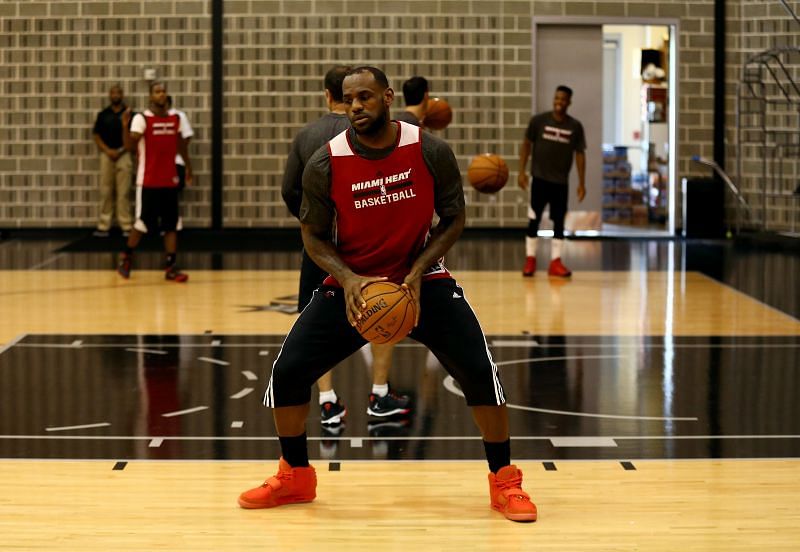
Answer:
[{"xmin": 518, "ymin": 85, "xmax": 586, "ymax": 278}]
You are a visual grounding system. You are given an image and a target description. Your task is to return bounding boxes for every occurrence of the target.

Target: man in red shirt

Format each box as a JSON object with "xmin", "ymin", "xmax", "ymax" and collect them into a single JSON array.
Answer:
[
  {"xmin": 239, "ymin": 67, "xmax": 537, "ymax": 523},
  {"xmin": 118, "ymin": 81, "xmax": 192, "ymax": 282}
]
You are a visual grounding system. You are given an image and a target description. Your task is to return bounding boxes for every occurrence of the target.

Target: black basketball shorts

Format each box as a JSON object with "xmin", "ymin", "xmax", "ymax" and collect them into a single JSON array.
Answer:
[
  {"xmin": 529, "ymin": 177, "xmax": 568, "ymax": 224},
  {"xmin": 297, "ymin": 248, "xmax": 328, "ymax": 312},
  {"xmin": 133, "ymin": 186, "xmax": 180, "ymax": 234},
  {"xmin": 263, "ymin": 278, "xmax": 506, "ymax": 408}
]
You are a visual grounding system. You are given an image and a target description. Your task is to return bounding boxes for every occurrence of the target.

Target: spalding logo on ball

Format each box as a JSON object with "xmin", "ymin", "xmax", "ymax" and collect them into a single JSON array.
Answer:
[
  {"xmin": 355, "ymin": 282, "xmax": 417, "ymax": 345},
  {"xmin": 467, "ymin": 153, "xmax": 509, "ymax": 193}
]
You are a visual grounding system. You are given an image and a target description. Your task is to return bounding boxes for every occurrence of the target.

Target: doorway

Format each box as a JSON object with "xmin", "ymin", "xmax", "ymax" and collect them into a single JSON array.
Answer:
[{"xmin": 531, "ymin": 17, "xmax": 678, "ymax": 236}]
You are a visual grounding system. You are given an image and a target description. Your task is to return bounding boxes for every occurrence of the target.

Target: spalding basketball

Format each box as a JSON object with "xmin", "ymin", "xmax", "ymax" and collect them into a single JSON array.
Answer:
[
  {"xmin": 423, "ymin": 97, "xmax": 453, "ymax": 130},
  {"xmin": 467, "ymin": 153, "xmax": 509, "ymax": 193},
  {"xmin": 355, "ymin": 282, "xmax": 417, "ymax": 345}
]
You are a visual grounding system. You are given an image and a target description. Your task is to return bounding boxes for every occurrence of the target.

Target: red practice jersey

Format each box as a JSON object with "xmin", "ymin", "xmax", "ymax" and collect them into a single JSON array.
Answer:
[
  {"xmin": 323, "ymin": 121, "xmax": 450, "ymax": 285},
  {"xmin": 131, "ymin": 110, "xmax": 181, "ymax": 188}
]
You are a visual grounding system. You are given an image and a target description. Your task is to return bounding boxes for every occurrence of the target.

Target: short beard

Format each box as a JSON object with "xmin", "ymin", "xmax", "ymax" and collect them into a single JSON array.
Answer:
[{"xmin": 354, "ymin": 110, "xmax": 388, "ymax": 137}]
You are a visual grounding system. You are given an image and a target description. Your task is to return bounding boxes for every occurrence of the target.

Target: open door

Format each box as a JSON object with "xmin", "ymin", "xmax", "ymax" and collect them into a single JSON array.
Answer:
[
  {"xmin": 532, "ymin": 18, "xmax": 678, "ymax": 236},
  {"xmin": 532, "ymin": 24, "xmax": 604, "ymax": 233}
]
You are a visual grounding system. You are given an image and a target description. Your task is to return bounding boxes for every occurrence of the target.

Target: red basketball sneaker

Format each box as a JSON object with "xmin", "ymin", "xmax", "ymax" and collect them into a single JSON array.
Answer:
[
  {"xmin": 522, "ymin": 256, "xmax": 536, "ymax": 277},
  {"xmin": 489, "ymin": 465, "xmax": 538, "ymax": 522},
  {"xmin": 117, "ymin": 253, "xmax": 132, "ymax": 279},
  {"xmin": 238, "ymin": 458, "xmax": 317, "ymax": 509},
  {"xmin": 547, "ymin": 257, "xmax": 572, "ymax": 278},
  {"xmin": 165, "ymin": 265, "xmax": 189, "ymax": 283}
]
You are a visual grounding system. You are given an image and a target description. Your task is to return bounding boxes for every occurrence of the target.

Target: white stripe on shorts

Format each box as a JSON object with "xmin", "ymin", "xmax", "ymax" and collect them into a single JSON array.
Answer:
[{"xmin": 461, "ymin": 287, "xmax": 505, "ymax": 405}]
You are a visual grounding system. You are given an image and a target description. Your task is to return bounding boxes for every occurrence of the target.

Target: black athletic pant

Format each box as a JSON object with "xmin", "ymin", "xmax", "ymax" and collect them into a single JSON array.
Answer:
[
  {"xmin": 264, "ymin": 278, "xmax": 506, "ymax": 408},
  {"xmin": 297, "ymin": 248, "xmax": 328, "ymax": 312},
  {"xmin": 527, "ymin": 177, "xmax": 568, "ymax": 239}
]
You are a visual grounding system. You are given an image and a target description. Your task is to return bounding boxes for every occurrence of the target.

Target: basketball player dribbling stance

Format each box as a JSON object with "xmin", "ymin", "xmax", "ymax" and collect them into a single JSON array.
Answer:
[
  {"xmin": 238, "ymin": 67, "xmax": 537, "ymax": 522},
  {"xmin": 282, "ymin": 65, "xmax": 411, "ymax": 430}
]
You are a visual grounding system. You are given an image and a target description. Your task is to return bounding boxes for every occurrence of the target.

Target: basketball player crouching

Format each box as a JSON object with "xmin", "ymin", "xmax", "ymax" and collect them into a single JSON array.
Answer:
[{"xmin": 238, "ymin": 66, "xmax": 537, "ymax": 522}]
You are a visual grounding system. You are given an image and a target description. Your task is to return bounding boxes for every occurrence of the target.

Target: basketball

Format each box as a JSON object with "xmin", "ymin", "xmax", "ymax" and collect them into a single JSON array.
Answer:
[
  {"xmin": 355, "ymin": 281, "xmax": 417, "ymax": 345},
  {"xmin": 423, "ymin": 97, "xmax": 453, "ymax": 130},
  {"xmin": 467, "ymin": 153, "xmax": 509, "ymax": 193}
]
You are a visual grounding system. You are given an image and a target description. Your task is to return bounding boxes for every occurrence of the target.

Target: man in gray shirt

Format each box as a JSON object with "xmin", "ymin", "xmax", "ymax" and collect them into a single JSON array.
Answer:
[
  {"xmin": 517, "ymin": 85, "xmax": 586, "ymax": 278},
  {"xmin": 394, "ymin": 76, "xmax": 428, "ymax": 127}
]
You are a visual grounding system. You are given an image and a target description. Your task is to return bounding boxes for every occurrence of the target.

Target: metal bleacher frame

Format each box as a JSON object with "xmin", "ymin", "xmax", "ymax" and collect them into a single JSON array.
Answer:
[{"xmin": 735, "ymin": 3, "xmax": 800, "ymax": 236}]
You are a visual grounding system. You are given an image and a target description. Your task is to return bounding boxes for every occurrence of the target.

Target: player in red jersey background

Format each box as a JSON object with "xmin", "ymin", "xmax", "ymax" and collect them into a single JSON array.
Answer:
[{"xmin": 118, "ymin": 81, "xmax": 193, "ymax": 283}]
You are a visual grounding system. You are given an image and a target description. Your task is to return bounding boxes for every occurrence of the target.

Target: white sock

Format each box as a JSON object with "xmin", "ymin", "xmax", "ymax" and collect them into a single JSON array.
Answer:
[
  {"xmin": 359, "ymin": 343, "xmax": 373, "ymax": 365},
  {"xmin": 319, "ymin": 389, "xmax": 337, "ymax": 405},
  {"xmin": 526, "ymin": 236, "xmax": 537, "ymax": 257},
  {"xmin": 372, "ymin": 383, "xmax": 389, "ymax": 397},
  {"xmin": 551, "ymin": 238, "xmax": 563, "ymax": 260}
]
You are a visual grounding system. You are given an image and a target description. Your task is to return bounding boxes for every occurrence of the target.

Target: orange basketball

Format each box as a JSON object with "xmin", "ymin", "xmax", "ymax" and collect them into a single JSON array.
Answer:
[
  {"xmin": 467, "ymin": 153, "xmax": 509, "ymax": 193},
  {"xmin": 423, "ymin": 97, "xmax": 453, "ymax": 130},
  {"xmin": 355, "ymin": 282, "xmax": 417, "ymax": 345}
]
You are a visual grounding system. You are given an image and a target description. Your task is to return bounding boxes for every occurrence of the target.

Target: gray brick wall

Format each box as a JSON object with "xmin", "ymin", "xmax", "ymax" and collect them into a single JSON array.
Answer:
[
  {"xmin": 220, "ymin": 0, "xmax": 718, "ymax": 228},
  {"xmin": 1, "ymin": 0, "xmax": 795, "ymax": 231},
  {"xmin": 0, "ymin": 1, "xmax": 212, "ymax": 228}
]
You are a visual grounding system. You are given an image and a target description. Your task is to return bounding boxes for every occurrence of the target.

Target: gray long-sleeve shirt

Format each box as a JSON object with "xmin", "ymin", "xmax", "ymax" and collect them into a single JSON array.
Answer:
[{"xmin": 281, "ymin": 112, "xmax": 350, "ymax": 218}]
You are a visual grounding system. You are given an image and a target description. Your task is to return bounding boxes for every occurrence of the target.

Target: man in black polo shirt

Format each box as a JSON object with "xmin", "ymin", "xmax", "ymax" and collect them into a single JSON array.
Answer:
[{"xmin": 92, "ymin": 85, "xmax": 133, "ymax": 237}]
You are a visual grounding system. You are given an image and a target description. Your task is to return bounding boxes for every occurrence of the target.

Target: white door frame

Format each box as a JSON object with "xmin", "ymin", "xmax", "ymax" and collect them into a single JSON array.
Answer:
[{"xmin": 532, "ymin": 16, "xmax": 680, "ymax": 236}]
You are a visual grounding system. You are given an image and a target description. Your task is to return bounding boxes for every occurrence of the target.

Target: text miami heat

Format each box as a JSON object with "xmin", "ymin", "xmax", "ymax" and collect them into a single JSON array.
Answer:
[{"xmin": 351, "ymin": 168, "xmax": 416, "ymax": 209}]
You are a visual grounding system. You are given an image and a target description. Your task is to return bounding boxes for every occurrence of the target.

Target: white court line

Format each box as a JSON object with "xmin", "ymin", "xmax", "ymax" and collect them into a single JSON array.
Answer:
[
  {"xmin": 197, "ymin": 357, "xmax": 229, "ymax": 366},
  {"xmin": 551, "ymin": 437, "xmax": 617, "ymax": 447},
  {"xmin": 149, "ymin": 438, "xmax": 163, "ymax": 448},
  {"xmin": 508, "ymin": 402, "xmax": 698, "ymax": 421},
  {"xmin": 696, "ymin": 272, "xmax": 800, "ymax": 324},
  {"xmin": 13, "ymin": 342, "xmax": 800, "ymax": 350},
  {"xmin": 495, "ymin": 354, "xmax": 627, "ymax": 366},
  {"xmin": 4, "ymin": 434, "xmax": 800, "ymax": 442},
  {"xmin": 492, "ymin": 340, "xmax": 540, "ymax": 347},
  {"xmin": 28, "ymin": 252, "xmax": 66, "ymax": 270},
  {"xmin": 230, "ymin": 388, "xmax": 254, "ymax": 399},
  {"xmin": 230, "ymin": 421, "xmax": 244, "ymax": 429},
  {"xmin": 443, "ymin": 375, "xmax": 697, "ymax": 421},
  {"xmin": 0, "ymin": 334, "xmax": 27, "ymax": 355},
  {"xmin": 241, "ymin": 370, "xmax": 258, "ymax": 381},
  {"xmin": 16, "ymin": 343, "xmax": 287, "ymax": 349},
  {"xmin": 161, "ymin": 406, "xmax": 208, "ymax": 418},
  {"xmin": 211, "ymin": 339, "xmax": 222, "ymax": 346},
  {"xmin": 531, "ymin": 343, "xmax": 800, "ymax": 349},
  {"xmin": 45, "ymin": 423, "xmax": 111, "ymax": 432},
  {"xmin": 125, "ymin": 348, "xmax": 168, "ymax": 355},
  {"xmin": 70, "ymin": 340, "xmax": 82, "ymax": 348}
]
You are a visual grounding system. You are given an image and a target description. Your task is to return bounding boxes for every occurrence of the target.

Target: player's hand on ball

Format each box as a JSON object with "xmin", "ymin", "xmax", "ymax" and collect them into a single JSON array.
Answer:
[{"xmin": 342, "ymin": 274, "xmax": 388, "ymax": 326}]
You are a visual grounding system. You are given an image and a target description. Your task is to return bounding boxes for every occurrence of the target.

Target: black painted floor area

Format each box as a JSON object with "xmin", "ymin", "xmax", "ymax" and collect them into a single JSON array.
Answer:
[{"xmin": 2, "ymin": 334, "xmax": 798, "ymax": 461}]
